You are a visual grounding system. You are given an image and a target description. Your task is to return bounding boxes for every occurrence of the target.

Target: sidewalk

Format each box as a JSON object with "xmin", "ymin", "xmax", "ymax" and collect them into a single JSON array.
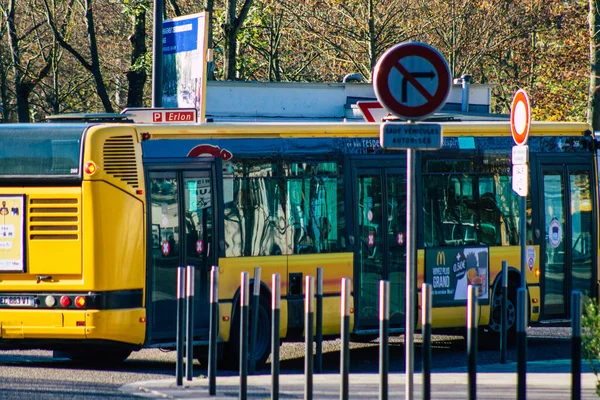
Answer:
[{"xmin": 120, "ymin": 360, "xmax": 600, "ymax": 399}]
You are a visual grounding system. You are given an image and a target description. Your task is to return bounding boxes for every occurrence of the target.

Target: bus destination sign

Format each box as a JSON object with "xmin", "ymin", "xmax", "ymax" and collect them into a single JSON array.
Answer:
[{"xmin": 380, "ymin": 122, "xmax": 442, "ymax": 150}]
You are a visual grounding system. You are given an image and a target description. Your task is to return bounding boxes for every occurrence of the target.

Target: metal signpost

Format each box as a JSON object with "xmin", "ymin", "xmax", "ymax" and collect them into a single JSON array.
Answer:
[
  {"xmin": 510, "ymin": 88, "xmax": 531, "ymax": 400},
  {"xmin": 375, "ymin": 41, "xmax": 451, "ymax": 400}
]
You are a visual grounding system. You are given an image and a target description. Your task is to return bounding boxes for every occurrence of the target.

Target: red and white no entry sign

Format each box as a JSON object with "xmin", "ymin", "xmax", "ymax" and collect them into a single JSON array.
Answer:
[
  {"xmin": 510, "ymin": 89, "xmax": 531, "ymax": 146},
  {"xmin": 373, "ymin": 42, "xmax": 451, "ymax": 120}
]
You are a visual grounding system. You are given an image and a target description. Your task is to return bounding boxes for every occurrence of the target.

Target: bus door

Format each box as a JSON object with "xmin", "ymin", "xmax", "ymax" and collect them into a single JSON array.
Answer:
[
  {"xmin": 536, "ymin": 158, "xmax": 596, "ymax": 319},
  {"xmin": 147, "ymin": 167, "xmax": 217, "ymax": 343},
  {"xmin": 352, "ymin": 161, "xmax": 406, "ymax": 331}
]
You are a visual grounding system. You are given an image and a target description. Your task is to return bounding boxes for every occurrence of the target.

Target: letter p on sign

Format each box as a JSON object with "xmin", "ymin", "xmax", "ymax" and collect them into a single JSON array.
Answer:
[{"xmin": 153, "ymin": 112, "xmax": 163, "ymax": 122}]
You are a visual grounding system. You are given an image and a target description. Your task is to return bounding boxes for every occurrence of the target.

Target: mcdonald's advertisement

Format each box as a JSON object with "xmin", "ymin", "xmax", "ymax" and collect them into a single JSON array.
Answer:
[
  {"xmin": 0, "ymin": 195, "xmax": 24, "ymax": 272},
  {"xmin": 425, "ymin": 247, "xmax": 489, "ymax": 307}
]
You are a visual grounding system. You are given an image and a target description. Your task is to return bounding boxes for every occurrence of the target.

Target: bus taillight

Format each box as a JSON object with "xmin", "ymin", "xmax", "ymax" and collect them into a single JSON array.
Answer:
[
  {"xmin": 60, "ymin": 296, "xmax": 71, "ymax": 307},
  {"xmin": 84, "ymin": 162, "xmax": 97, "ymax": 175},
  {"xmin": 75, "ymin": 296, "xmax": 86, "ymax": 308}
]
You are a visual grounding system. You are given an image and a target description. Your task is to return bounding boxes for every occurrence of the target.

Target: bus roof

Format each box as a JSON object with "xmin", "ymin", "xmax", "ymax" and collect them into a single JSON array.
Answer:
[{"xmin": 134, "ymin": 120, "xmax": 592, "ymax": 140}]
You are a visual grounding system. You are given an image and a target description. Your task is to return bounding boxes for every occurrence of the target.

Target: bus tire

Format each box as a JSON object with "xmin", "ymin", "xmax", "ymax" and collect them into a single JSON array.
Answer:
[
  {"xmin": 484, "ymin": 284, "xmax": 518, "ymax": 348},
  {"xmin": 221, "ymin": 295, "xmax": 271, "ymax": 371}
]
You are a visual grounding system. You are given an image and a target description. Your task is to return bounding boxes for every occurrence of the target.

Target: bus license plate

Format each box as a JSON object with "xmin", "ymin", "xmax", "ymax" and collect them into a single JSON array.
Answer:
[{"xmin": 0, "ymin": 296, "xmax": 34, "ymax": 307}]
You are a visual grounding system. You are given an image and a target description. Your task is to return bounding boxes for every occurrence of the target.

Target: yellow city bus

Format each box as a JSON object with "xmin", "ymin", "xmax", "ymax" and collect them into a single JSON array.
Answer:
[{"xmin": 0, "ymin": 117, "xmax": 595, "ymax": 365}]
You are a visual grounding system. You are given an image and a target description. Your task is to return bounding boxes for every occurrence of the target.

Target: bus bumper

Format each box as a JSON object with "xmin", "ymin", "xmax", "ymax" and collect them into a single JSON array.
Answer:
[{"xmin": 0, "ymin": 308, "xmax": 145, "ymax": 345}]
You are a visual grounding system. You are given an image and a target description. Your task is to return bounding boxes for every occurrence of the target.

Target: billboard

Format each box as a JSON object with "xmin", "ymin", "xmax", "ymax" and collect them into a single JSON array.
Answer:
[
  {"xmin": 425, "ymin": 246, "xmax": 490, "ymax": 307},
  {"xmin": 162, "ymin": 12, "xmax": 208, "ymax": 122}
]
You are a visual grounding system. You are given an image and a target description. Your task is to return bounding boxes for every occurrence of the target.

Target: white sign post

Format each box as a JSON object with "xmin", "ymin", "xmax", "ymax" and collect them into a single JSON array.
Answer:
[
  {"xmin": 510, "ymin": 89, "xmax": 531, "ymax": 398},
  {"xmin": 375, "ymin": 42, "xmax": 450, "ymax": 400}
]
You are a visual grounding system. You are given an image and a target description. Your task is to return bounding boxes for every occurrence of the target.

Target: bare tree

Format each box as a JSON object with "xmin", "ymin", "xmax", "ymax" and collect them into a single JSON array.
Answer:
[
  {"xmin": 223, "ymin": 0, "xmax": 254, "ymax": 80},
  {"xmin": 2, "ymin": 0, "xmax": 53, "ymax": 122},
  {"xmin": 589, "ymin": 0, "xmax": 600, "ymax": 130},
  {"xmin": 125, "ymin": 0, "xmax": 148, "ymax": 107},
  {"xmin": 43, "ymin": 0, "xmax": 114, "ymax": 112}
]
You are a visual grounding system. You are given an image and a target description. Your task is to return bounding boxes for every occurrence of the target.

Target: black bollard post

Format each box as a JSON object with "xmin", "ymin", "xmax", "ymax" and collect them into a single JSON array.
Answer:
[
  {"xmin": 316, "ymin": 267, "xmax": 323, "ymax": 374},
  {"xmin": 272, "ymin": 273, "xmax": 281, "ymax": 400},
  {"xmin": 176, "ymin": 266, "xmax": 185, "ymax": 386},
  {"xmin": 305, "ymin": 275, "xmax": 314, "ymax": 400},
  {"xmin": 467, "ymin": 284, "xmax": 478, "ymax": 400},
  {"xmin": 501, "ymin": 261, "xmax": 508, "ymax": 364},
  {"xmin": 249, "ymin": 267, "xmax": 261, "ymax": 375},
  {"xmin": 421, "ymin": 283, "xmax": 432, "ymax": 400},
  {"xmin": 572, "ymin": 290, "xmax": 582, "ymax": 400},
  {"xmin": 186, "ymin": 265, "xmax": 195, "ymax": 382},
  {"xmin": 240, "ymin": 272, "xmax": 249, "ymax": 400},
  {"xmin": 517, "ymin": 287, "xmax": 527, "ymax": 400},
  {"xmin": 340, "ymin": 278, "xmax": 350, "ymax": 400},
  {"xmin": 208, "ymin": 266, "xmax": 219, "ymax": 396},
  {"xmin": 379, "ymin": 280, "xmax": 389, "ymax": 400}
]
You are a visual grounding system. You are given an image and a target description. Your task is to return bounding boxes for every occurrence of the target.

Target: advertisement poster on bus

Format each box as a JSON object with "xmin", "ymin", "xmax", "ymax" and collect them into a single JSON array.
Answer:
[
  {"xmin": 0, "ymin": 195, "xmax": 24, "ymax": 271},
  {"xmin": 162, "ymin": 12, "xmax": 208, "ymax": 122},
  {"xmin": 425, "ymin": 246, "xmax": 489, "ymax": 307}
]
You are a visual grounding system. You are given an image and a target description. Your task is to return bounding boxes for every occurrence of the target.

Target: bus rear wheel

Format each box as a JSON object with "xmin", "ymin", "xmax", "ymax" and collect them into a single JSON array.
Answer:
[
  {"xmin": 60, "ymin": 348, "xmax": 133, "ymax": 365},
  {"xmin": 222, "ymin": 295, "xmax": 271, "ymax": 370}
]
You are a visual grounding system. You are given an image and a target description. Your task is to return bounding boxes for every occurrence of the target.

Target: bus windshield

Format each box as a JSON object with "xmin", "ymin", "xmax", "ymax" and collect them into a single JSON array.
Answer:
[{"xmin": 0, "ymin": 124, "xmax": 84, "ymax": 179}]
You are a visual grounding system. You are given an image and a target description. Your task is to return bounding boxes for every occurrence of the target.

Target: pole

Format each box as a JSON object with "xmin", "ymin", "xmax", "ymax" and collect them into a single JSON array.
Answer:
[
  {"xmin": 340, "ymin": 278, "xmax": 350, "ymax": 400},
  {"xmin": 272, "ymin": 274, "xmax": 281, "ymax": 400},
  {"xmin": 517, "ymin": 288, "xmax": 527, "ymax": 400},
  {"xmin": 239, "ymin": 272, "xmax": 249, "ymax": 400},
  {"xmin": 316, "ymin": 267, "xmax": 323, "ymax": 374},
  {"xmin": 175, "ymin": 266, "xmax": 185, "ymax": 386},
  {"xmin": 520, "ymin": 195, "xmax": 526, "ymax": 289},
  {"xmin": 467, "ymin": 285, "xmax": 478, "ymax": 400},
  {"xmin": 379, "ymin": 280, "xmax": 389, "ymax": 400},
  {"xmin": 305, "ymin": 275, "xmax": 314, "ymax": 400},
  {"xmin": 249, "ymin": 267, "xmax": 261, "ymax": 374},
  {"xmin": 152, "ymin": 0, "xmax": 163, "ymax": 107},
  {"xmin": 572, "ymin": 291, "xmax": 582, "ymax": 400},
  {"xmin": 185, "ymin": 265, "xmax": 195, "ymax": 381},
  {"xmin": 501, "ymin": 260, "xmax": 508, "ymax": 364},
  {"xmin": 208, "ymin": 266, "xmax": 219, "ymax": 396},
  {"xmin": 405, "ymin": 148, "xmax": 416, "ymax": 400},
  {"xmin": 421, "ymin": 283, "xmax": 432, "ymax": 400}
]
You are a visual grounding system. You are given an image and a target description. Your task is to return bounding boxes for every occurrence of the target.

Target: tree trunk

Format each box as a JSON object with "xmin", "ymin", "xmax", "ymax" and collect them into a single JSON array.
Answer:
[
  {"xmin": 126, "ymin": 7, "xmax": 147, "ymax": 107},
  {"xmin": 84, "ymin": 0, "xmax": 114, "ymax": 113},
  {"xmin": 5, "ymin": 0, "xmax": 30, "ymax": 122},
  {"xmin": 204, "ymin": 0, "xmax": 215, "ymax": 80},
  {"xmin": 589, "ymin": 0, "xmax": 600, "ymax": 131},
  {"xmin": 223, "ymin": 0, "xmax": 237, "ymax": 80},
  {"xmin": 222, "ymin": 0, "xmax": 254, "ymax": 80}
]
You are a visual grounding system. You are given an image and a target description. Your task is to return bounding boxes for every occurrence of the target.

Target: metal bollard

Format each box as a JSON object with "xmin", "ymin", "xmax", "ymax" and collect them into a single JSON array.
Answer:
[
  {"xmin": 421, "ymin": 283, "xmax": 432, "ymax": 400},
  {"xmin": 305, "ymin": 275, "xmax": 314, "ymax": 400},
  {"xmin": 272, "ymin": 274, "xmax": 281, "ymax": 400},
  {"xmin": 208, "ymin": 266, "xmax": 219, "ymax": 396},
  {"xmin": 316, "ymin": 267, "xmax": 323, "ymax": 374},
  {"xmin": 467, "ymin": 285, "xmax": 478, "ymax": 400},
  {"xmin": 249, "ymin": 267, "xmax": 261, "ymax": 375},
  {"xmin": 186, "ymin": 265, "xmax": 195, "ymax": 382},
  {"xmin": 379, "ymin": 280, "xmax": 390, "ymax": 400},
  {"xmin": 572, "ymin": 291, "xmax": 582, "ymax": 400},
  {"xmin": 240, "ymin": 272, "xmax": 250, "ymax": 400},
  {"xmin": 176, "ymin": 266, "xmax": 185, "ymax": 386},
  {"xmin": 517, "ymin": 288, "xmax": 527, "ymax": 400},
  {"xmin": 501, "ymin": 261, "xmax": 508, "ymax": 364},
  {"xmin": 340, "ymin": 278, "xmax": 351, "ymax": 400}
]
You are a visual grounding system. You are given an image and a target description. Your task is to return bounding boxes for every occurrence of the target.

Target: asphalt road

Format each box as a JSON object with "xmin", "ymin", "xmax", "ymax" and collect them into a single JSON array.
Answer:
[{"xmin": 0, "ymin": 326, "xmax": 578, "ymax": 399}]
